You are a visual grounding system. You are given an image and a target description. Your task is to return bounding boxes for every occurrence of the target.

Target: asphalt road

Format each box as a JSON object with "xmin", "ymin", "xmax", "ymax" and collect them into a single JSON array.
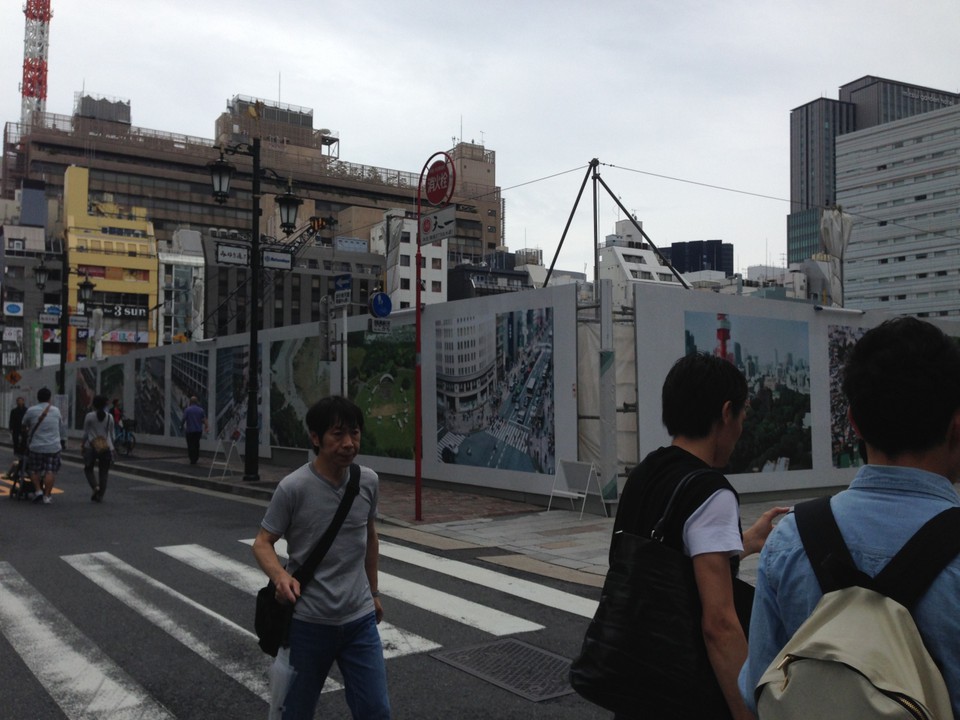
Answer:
[{"xmin": 0, "ymin": 456, "xmax": 608, "ymax": 719}]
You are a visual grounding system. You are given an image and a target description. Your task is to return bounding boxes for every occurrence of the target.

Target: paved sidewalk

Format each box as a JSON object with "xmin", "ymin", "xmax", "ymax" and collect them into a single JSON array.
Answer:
[{"xmin": 58, "ymin": 441, "xmax": 811, "ymax": 589}]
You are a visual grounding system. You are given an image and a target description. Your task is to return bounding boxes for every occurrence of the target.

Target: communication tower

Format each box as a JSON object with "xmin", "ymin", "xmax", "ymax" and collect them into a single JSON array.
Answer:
[{"xmin": 20, "ymin": 0, "xmax": 53, "ymax": 128}]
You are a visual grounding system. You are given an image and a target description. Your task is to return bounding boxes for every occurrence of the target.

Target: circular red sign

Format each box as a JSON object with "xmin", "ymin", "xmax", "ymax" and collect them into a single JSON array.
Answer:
[{"xmin": 425, "ymin": 160, "xmax": 452, "ymax": 205}]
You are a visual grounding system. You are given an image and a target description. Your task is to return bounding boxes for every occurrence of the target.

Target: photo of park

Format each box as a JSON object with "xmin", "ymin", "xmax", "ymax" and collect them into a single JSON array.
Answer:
[
  {"xmin": 685, "ymin": 311, "xmax": 812, "ymax": 473},
  {"xmin": 347, "ymin": 323, "xmax": 415, "ymax": 459},
  {"xmin": 270, "ymin": 336, "xmax": 332, "ymax": 449}
]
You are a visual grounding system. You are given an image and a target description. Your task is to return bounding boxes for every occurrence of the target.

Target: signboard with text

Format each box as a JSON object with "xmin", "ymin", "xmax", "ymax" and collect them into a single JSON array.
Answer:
[
  {"xmin": 217, "ymin": 243, "xmax": 250, "ymax": 266},
  {"xmin": 420, "ymin": 205, "xmax": 456, "ymax": 245}
]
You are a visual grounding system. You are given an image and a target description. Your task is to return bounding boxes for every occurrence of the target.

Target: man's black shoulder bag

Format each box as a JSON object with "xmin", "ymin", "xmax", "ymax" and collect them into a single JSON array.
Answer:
[{"xmin": 255, "ymin": 463, "xmax": 361, "ymax": 657}]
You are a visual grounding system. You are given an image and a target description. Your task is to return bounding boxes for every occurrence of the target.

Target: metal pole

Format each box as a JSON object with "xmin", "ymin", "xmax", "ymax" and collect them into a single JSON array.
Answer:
[
  {"xmin": 58, "ymin": 250, "xmax": 68, "ymax": 395},
  {"xmin": 243, "ymin": 137, "xmax": 261, "ymax": 482},
  {"xmin": 415, "ymin": 194, "xmax": 423, "ymax": 521}
]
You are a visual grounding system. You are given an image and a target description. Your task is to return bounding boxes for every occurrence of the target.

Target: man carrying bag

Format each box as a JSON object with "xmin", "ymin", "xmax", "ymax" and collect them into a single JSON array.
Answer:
[
  {"xmin": 571, "ymin": 353, "xmax": 787, "ymax": 719},
  {"xmin": 252, "ymin": 396, "xmax": 389, "ymax": 720}
]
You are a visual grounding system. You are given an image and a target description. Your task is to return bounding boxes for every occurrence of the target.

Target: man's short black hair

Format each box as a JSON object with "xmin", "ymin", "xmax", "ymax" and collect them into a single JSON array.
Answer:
[
  {"xmin": 37, "ymin": 387, "xmax": 51, "ymax": 403},
  {"xmin": 305, "ymin": 395, "xmax": 365, "ymax": 440},
  {"xmin": 662, "ymin": 352, "xmax": 748, "ymax": 438},
  {"xmin": 842, "ymin": 317, "xmax": 960, "ymax": 457}
]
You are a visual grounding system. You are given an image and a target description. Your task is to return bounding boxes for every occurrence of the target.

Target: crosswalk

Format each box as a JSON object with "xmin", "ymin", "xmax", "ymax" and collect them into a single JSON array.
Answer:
[{"xmin": 0, "ymin": 537, "xmax": 598, "ymax": 718}]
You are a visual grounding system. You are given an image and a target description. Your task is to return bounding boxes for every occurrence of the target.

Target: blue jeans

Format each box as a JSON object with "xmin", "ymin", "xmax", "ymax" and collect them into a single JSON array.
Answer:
[{"xmin": 281, "ymin": 613, "xmax": 390, "ymax": 719}]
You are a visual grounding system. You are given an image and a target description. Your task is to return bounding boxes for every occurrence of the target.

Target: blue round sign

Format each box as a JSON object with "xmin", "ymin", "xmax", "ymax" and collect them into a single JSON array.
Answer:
[{"xmin": 369, "ymin": 292, "xmax": 392, "ymax": 319}]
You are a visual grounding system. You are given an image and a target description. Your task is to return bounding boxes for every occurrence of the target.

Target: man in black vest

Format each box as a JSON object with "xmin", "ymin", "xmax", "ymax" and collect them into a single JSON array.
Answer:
[{"xmin": 614, "ymin": 353, "xmax": 787, "ymax": 720}]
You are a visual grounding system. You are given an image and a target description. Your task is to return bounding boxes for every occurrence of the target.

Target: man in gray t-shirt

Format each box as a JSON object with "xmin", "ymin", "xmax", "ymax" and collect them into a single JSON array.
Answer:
[{"xmin": 252, "ymin": 396, "xmax": 389, "ymax": 719}]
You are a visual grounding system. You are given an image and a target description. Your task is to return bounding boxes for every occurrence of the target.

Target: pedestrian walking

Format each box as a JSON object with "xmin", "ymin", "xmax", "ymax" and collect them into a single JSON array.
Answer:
[
  {"xmin": 601, "ymin": 353, "xmax": 786, "ymax": 719},
  {"xmin": 82, "ymin": 395, "xmax": 115, "ymax": 502},
  {"xmin": 22, "ymin": 387, "xmax": 66, "ymax": 504},
  {"xmin": 181, "ymin": 396, "xmax": 207, "ymax": 465},
  {"xmin": 9, "ymin": 395, "xmax": 26, "ymax": 454},
  {"xmin": 252, "ymin": 396, "xmax": 390, "ymax": 719},
  {"xmin": 739, "ymin": 317, "xmax": 960, "ymax": 717}
]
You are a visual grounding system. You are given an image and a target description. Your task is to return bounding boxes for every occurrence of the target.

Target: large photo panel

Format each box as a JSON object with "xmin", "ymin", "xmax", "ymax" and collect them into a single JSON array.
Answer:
[
  {"xmin": 421, "ymin": 283, "xmax": 578, "ymax": 494},
  {"xmin": 634, "ymin": 283, "xmax": 867, "ymax": 495}
]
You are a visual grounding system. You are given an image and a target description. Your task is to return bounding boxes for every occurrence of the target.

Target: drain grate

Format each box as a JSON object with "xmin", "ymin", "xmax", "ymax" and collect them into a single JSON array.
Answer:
[{"xmin": 432, "ymin": 638, "xmax": 575, "ymax": 702}]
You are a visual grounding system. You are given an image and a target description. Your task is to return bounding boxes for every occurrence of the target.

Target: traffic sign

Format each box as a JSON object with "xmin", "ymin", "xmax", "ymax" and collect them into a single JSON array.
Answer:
[
  {"xmin": 369, "ymin": 292, "xmax": 392, "ymax": 319},
  {"xmin": 368, "ymin": 318, "xmax": 391, "ymax": 334},
  {"xmin": 5, "ymin": 370, "xmax": 21, "ymax": 385},
  {"xmin": 420, "ymin": 205, "xmax": 456, "ymax": 245},
  {"xmin": 334, "ymin": 274, "xmax": 352, "ymax": 306},
  {"xmin": 425, "ymin": 160, "xmax": 454, "ymax": 205}
]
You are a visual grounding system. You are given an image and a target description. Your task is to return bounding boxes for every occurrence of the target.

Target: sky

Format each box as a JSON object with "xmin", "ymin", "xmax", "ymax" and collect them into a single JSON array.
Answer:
[{"xmin": 1, "ymin": 0, "xmax": 958, "ymax": 276}]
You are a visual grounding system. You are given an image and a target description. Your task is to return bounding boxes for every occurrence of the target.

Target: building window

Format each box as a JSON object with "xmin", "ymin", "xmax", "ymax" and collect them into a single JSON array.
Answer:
[
  {"xmin": 432, "ymin": 281, "xmax": 442, "ymax": 293},
  {"xmin": 401, "ymin": 231, "xmax": 411, "ymax": 244},
  {"xmin": 400, "ymin": 278, "xmax": 410, "ymax": 290},
  {"xmin": 432, "ymin": 258, "xmax": 442, "ymax": 270},
  {"xmin": 400, "ymin": 255, "xmax": 410, "ymax": 267}
]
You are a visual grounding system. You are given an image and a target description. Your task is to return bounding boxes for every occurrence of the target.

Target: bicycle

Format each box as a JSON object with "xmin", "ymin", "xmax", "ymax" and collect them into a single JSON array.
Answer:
[{"xmin": 114, "ymin": 419, "xmax": 137, "ymax": 457}]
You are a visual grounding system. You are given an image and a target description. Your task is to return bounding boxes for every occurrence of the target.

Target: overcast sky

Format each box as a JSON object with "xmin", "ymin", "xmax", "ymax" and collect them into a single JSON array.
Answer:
[{"xmin": 2, "ymin": 0, "xmax": 958, "ymax": 275}]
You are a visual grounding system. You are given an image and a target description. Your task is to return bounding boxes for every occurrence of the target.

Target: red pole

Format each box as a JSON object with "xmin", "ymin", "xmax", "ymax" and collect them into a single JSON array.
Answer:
[{"xmin": 415, "ymin": 152, "xmax": 455, "ymax": 522}]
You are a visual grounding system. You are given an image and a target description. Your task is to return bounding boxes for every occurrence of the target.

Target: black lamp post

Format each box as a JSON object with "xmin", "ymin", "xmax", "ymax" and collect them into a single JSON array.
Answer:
[
  {"xmin": 34, "ymin": 256, "xmax": 95, "ymax": 395},
  {"xmin": 209, "ymin": 139, "xmax": 300, "ymax": 482}
]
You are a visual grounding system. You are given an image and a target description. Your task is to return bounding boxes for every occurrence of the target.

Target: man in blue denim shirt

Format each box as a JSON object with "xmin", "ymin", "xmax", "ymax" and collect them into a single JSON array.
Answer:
[{"xmin": 739, "ymin": 317, "xmax": 960, "ymax": 717}]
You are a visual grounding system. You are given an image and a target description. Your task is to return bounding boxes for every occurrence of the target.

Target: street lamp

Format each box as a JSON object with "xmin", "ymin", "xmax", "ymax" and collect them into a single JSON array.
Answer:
[
  {"xmin": 209, "ymin": 139, "xmax": 301, "ymax": 482},
  {"xmin": 34, "ymin": 256, "xmax": 95, "ymax": 395}
]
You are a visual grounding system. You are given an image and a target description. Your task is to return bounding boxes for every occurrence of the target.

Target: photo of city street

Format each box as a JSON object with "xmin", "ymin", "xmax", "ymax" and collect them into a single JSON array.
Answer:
[
  {"xmin": 214, "ymin": 345, "xmax": 254, "ymax": 440},
  {"xmin": 828, "ymin": 324, "xmax": 868, "ymax": 468},
  {"xmin": 270, "ymin": 336, "xmax": 331, "ymax": 449},
  {"xmin": 100, "ymin": 364, "xmax": 124, "ymax": 416},
  {"xmin": 435, "ymin": 307, "xmax": 556, "ymax": 474},
  {"xmin": 170, "ymin": 349, "xmax": 209, "ymax": 438},
  {"xmin": 135, "ymin": 356, "xmax": 165, "ymax": 436},
  {"xmin": 74, "ymin": 367, "xmax": 97, "ymax": 429},
  {"xmin": 685, "ymin": 311, "xmax": 812, "ymax": 473}
]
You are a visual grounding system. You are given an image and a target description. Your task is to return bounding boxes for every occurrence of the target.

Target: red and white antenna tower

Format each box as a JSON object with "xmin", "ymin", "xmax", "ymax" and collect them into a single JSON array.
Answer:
[{"xmin": 20, "ymin": 0, "xmax": 53, "ymax": 129}]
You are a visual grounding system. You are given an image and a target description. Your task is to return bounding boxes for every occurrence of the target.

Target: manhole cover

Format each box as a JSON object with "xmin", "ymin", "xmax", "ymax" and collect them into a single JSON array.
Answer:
[{"xmin": 432, "ymin": 638, "xmax": 574, "ymax": 702}]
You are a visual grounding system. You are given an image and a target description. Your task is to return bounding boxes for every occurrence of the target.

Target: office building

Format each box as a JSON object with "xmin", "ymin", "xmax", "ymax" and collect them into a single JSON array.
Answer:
[
  {"xmin": 667, "ymin": 239, "xmax": 734, "ymax": 276},
  {"xmin": 837, "ymin": 102, "xmax": 960, "ymax": 317},
  {"xmin": 787, "ymin": 76, "xmax": 958, "ymax": 264}
]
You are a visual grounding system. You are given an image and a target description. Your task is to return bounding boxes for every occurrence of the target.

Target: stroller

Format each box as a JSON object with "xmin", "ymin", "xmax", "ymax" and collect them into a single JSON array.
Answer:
[{"xmin": 6, "ymin": 438, "xmax": 34, "ymax": 501}]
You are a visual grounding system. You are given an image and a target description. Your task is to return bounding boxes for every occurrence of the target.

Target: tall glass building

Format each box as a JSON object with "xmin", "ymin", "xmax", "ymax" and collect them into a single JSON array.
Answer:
[{"xmin": 787, "ymin": 76, "xmax": 958, "ymax": 264}]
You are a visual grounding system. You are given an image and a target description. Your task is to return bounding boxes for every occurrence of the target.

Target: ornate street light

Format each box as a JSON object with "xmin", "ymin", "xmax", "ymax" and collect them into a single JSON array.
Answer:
[
  {"xmin": 34, "ymin": 257, "xmax": 96, "ymax": 395},
  {"xmin": 209, "ymin": 139, "xmax": 301, "ymax": 482}
]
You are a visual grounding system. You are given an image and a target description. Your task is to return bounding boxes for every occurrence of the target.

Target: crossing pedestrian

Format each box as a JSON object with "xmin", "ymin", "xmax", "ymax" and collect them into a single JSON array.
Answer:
[
  {"xmin": 9, "ymin": 395, "xmax": 26, "ymax": 454},
  {"xmin": 181, "ymin": 396, "xmax": 207, "ymax": 464},
  {"xmin": 82, "ymin": 395, "xmax": 115, "ymax": 502},
  {"xmin": 252, "ymin": 395, "xmax": 390, "ymax": 719},
  {"xmin": 22, "ymin": 387, "xmax": 66, "ymax": 504}
]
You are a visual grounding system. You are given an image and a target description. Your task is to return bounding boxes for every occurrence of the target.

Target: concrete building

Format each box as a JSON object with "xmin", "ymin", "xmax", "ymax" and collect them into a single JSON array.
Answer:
[
  {"xmin": 837, "ymin": 102, "xmax": 960, "ymax": 317},
  {"xmin": 597, "ymin": 219, "xmax": 683, "ymax": 307},
  {"xmin": 369, "ymin": 209, "xmax": 447, "ymax": 310},
  {"xmin": 787, "ymin": 76, "xmax": 958, "ymax": 264},
  {"xmin": 2, "ymin": 93, "xmax": 502, "ymax": 345}
]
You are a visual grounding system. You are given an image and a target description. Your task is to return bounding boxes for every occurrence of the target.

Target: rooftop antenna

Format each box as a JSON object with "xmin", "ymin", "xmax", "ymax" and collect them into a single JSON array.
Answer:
[{"xmin": 20, "ymin": 0, "xmax": 53, "ymax": 129}]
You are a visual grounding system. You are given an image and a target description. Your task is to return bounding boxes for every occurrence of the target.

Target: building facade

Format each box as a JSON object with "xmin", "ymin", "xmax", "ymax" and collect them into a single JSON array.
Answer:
[
  {"xmin": 2, "ymin": 93, "xmax": 503, "ymax": 353},
  {"xmin": 787, "ymin": 76, "xmax": 958, "ymax": 264},
  {"xmin": 667, "ymin": 239, "xmax": 734, "ymax": 276},
  {"xmin": 838, "ymin": 102, "xmax": 960, "ymax": 317}
]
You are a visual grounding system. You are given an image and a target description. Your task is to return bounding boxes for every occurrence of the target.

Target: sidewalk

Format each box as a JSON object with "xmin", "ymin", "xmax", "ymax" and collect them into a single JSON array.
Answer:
[{"xmin": 64, "ymin": 441, "xmax": 810, "ymax": 588}]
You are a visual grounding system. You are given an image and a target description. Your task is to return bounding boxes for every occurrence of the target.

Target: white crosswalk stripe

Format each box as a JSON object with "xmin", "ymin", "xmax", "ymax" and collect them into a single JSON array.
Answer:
[
  {"xmin": 157, "ymin": 544, "xmax": 445, "ymax": 656},
  {"xmin": 0, "ymin": 561, "xmax": 174, "ymax": 720},
  {"xmin": 1, "ymin": 538, "xmax": 590, "ymax": 716},
  {"xmin": 378, "ymin": 541, "xmax": 599, "ymax": 619},
  {"xmin": 236, "ymin": 539, "xmax": 545, "ymax": 636},
  {"xmin": 62, "ymin": 552, "xmax": 274, "ymax": 702}
]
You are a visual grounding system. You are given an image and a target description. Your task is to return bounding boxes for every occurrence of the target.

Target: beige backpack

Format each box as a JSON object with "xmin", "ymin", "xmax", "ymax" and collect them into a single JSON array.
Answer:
[{"xmin": 755, "ymin": 497, "xmax": 960, "ymax": 720}]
